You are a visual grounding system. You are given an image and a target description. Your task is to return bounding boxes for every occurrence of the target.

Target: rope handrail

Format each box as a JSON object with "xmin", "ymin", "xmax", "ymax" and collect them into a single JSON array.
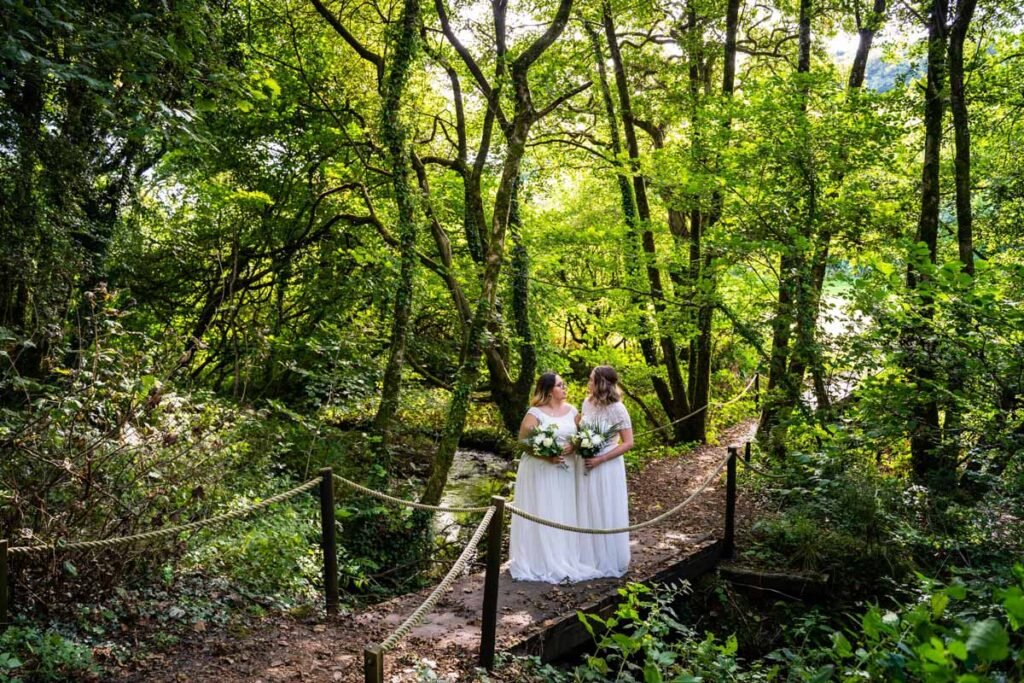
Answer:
[
  {"xmin": 379, "ymin": 506, "xmax": 496, "ymax": 652},
  {"xmin": 737, "ymin": 456, "xmax": 790, "ymax": 480},
  {"xmin": 332, "ymin": 473, "xmax": 491, "ymax": 514},
  {"xmin": 7, "ymin": 478, "xmax": 322, "ymax": 555},
  {"xmin": 506, "ymin": 450, "xmax": 732, "ymax": 535},
  {"xmin": 632, "ymin": 374, "xmax": 757, "ymax": 440}
]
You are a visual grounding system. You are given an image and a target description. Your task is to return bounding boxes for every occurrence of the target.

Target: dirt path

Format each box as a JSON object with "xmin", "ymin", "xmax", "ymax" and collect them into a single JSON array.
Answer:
[{"xmin": 118, "ymin": 420, "xmax": 757, "ymax": 683}]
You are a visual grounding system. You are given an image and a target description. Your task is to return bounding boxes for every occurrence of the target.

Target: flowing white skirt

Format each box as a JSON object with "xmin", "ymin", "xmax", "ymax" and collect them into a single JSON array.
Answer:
[
  {"xmin": 576, "ymin": 450, "xmax": 630, "ymax": 578},
  {"xmin": 509, "ymin": 454, "xmax": 601, "ymax": 583}
]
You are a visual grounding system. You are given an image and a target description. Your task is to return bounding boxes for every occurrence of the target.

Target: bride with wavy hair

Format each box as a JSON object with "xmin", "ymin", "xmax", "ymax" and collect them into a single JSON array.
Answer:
[{"xmin": 576, "ymin": 365, "xmax": 634, "ymax": 577}]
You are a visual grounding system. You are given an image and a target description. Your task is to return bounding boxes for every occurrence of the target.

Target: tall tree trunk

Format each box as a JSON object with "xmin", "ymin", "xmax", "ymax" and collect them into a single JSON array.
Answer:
[
  {"xmin": 944, "ymin": 0, "xmax": 978, "ymax": 466},
  {"xmin": 905, "ymin": 0, "xmax": 948, "ymax": 484},
  {"xmin": 422, "ymin": 125, "xmax": 527, "ymax": 506},
  {"xmin": 794, "ymin": 0, "xmax": 889, "ymax": 414},
  {"xmin": 372, "ymin": 0, "xmax": 421, "ymax": 445},
  {"xmin": 1, "ymin": 61, "xmax": 44, "ymax": 378},
  {"xmin": 849, "ymin": 0, "xmax": 887, "ymax": 89},
  {"xmin": 585, "ymin": 17, "xmax": 678, "ymax": 423},
  {"xmin": 602, "ymin": 2, "xmax": 693, "ymax": 440},
  {"xmin": 759, "ymin": 0, "xmax": 813, "ymax": 447},
  {"xmin": 949, "ymin": 0, "xmax": 977, "ymax": 276}
]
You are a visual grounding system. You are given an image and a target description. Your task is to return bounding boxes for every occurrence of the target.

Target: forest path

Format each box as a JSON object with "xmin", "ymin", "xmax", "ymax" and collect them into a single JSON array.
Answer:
[{"xmin": 118, "ymin": 419, "xmax": 757, "ymax": 683}]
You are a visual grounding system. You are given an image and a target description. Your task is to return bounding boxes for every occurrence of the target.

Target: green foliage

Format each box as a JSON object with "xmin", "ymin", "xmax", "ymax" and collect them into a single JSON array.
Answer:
[
  {"xmin": 762, "ymin": 566, "xmax": 1024, "ymax": 681},
  {"xmin": 183, "ymin": 483, "xmax": 323, "ymax": 598},
  {"xmin": 0, "ymin": 625, "xmax": 98, "ymax": 682},
  {"xmin": 570, "ymin": 582, "xmax": 747, "ymax": 682},
  {"xmin": 744, "ymin": 446, "xmax": 909, "ymax": 590},
  {"xmin": 3, "ymin": 0, "xmax": 1024, "ymax": 678},
  {"xmin": 0, "ymin": 292, "xmax": 287, "ymax": 597}
]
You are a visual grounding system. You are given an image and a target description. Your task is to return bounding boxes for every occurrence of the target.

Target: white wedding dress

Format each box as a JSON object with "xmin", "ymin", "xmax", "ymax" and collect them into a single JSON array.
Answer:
[
  {"xmin": 509, "ymin": 405, "xmax": 599, "ymax": 583},
  {"xmin": 576, "ymin": 398, "xmax": 632, "ymax": 577}
]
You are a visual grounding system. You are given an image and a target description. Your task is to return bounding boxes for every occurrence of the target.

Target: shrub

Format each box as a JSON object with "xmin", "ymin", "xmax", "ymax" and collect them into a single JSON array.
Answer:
[{"xmin": 0, "ymin": 625, "xmax": 98, "ymax": 682}]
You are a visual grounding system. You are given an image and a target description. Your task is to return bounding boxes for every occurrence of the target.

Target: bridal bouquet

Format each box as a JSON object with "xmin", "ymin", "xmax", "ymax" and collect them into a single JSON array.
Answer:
[
  {"xmin": 524, "ymin": 423, "xmax": 568, "ymax": 469},
  {"xmin": 570, "ymin": 421, "xmax": 619, "ymax": 474}
]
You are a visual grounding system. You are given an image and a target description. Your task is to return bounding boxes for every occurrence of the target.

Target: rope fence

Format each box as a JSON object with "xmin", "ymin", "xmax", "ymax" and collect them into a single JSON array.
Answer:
[
  {"xmin": 738, "ymin": 456, "xmax": 790, "ymax": 480},
  {"xmin": 332, "ymin": 473, "xmax": 491, "ymax": 513},
  {"xmin": 367, "ymin": 442, "xmax": 749, "ymax": 681},
  {"xmin": 506, "ymin": 450, "xmax": 731, "ymax": 535},
  {"xmin": 2, "ymin": 470, "xmax": 343, "ymax": 626},
  {"xmin": 381, "ymin": 507, "xmax": 495, "ymax": 652},
  {"xmin": 7, "ymin": 478, "xmax": 322, "ymax": 555}
]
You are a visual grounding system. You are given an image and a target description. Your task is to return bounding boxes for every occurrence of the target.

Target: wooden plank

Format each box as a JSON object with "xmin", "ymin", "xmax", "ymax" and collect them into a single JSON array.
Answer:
[
  {"xmin": 0, "ymin": 540, "xmax": 7, "ymax": 627},
  {"xmin": 363, "ymin": 645, "xmax": 384, "ymax": 683},
  {"xmin": 723, "ymin": 448, "xmax": 737, "ymax": 559},
  {"xmin": 718, "ymin": 564, "xmax": 830, "ymax": 601}
]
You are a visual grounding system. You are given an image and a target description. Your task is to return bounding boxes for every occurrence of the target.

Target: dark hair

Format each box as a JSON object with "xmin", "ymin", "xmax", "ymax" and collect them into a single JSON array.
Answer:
[
  {"xmin": 589, "ymin": 365, "xmax": 621, "ymax": 406},
  {"xmin": 531, "ymin": 372, "xmax": 559, "ymax": 407}
]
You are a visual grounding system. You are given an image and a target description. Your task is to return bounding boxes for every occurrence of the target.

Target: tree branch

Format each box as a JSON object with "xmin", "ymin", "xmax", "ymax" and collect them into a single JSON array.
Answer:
[
  {"xmin": 309, "ymin": 0, "xmax": 385, "ymax": 88},
  {"xmin": 534, "ymin": 80, "xmax": 592, "ymax": 120},
  {"xmin": 513, "ymin": 0, "xmax": 575, "ymax": 72}
]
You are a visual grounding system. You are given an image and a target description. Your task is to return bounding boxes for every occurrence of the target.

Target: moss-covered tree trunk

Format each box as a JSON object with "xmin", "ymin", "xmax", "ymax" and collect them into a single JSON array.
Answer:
[
  {"xmin": 372, "ymin": 0, "xmax": 421, "ymax": 446},
  {"xmin": 486, "ymin": 179, "xmax": 537, "ymax": 434},
  {"xmin": 944, "ymin": 0, "xmax": 978, "ymax": 466},
  {"xmin": 905, "ymin": 0, "xmax": 948, "ymax": 485},
  {"xmin": 421, "ymin": 0, "xmax": 575, "ymax": 505}
]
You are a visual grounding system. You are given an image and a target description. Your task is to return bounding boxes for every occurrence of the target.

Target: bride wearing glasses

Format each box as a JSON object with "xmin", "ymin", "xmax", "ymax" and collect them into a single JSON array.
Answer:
[{"xmin": 508, "ymin": 372, "xmax": 599, "ymax": 583}]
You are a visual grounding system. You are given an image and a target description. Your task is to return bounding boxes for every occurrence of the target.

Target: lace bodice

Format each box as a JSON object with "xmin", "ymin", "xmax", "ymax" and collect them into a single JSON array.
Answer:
[{"xmin": 580, "ymin": 398, "xmax": 632, "ymax": 432}]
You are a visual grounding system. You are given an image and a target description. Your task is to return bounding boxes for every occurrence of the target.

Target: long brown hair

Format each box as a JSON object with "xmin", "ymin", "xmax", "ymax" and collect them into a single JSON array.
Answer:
[
  {"xmin": 530, "ymin": 372, "xmax": 559, "ymax": 407},
  {"xmin": 589, "ymin": 365, "xmax": 621, "ymax": 406}
]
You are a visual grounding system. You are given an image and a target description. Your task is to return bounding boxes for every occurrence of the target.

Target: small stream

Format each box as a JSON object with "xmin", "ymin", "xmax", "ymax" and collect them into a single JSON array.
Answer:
[{"xmin": 434, "ymin": 448, "xmax": 513, "ymax": 540}]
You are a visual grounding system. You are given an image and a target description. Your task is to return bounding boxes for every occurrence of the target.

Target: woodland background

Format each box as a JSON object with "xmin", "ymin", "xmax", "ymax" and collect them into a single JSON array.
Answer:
[{"xmin": 1, "ymin": 0, "xmax": 1023, "ymax": 679}]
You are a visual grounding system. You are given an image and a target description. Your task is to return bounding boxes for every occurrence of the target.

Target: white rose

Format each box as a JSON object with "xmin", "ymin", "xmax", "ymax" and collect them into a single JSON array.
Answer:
[
  {"xmin": 592, "ymin": 435, "xmax": 604, "ymax": 446},
  {"xmin": 542, "ymin": 437, "xmax": 554, "ymax": 447},
  {"xmin": 582, "ymin": 439, "xmax": 592, "ymax": 448}
]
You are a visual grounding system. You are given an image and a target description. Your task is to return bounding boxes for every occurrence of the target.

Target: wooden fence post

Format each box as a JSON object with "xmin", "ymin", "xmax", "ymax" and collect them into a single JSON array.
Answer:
[
  {"xmin": 744, "ymin": 440, "xmax": 752, "ymax": 463},
  {"xmin": 723, "ymin": 447, "xmax": 737, "ymax": 560},
  {"xmin": 0, "ymin": 540, "xmax": 8, "ymax": 627},
  {"xmin": 364, "ymin": 644, "xmax": 384, "ymax": 683},
  {"xmin": 319, "ymin": 468, "xmax": 339, "ymax": 617},
  {"xmin": 479, "ymin": 496, "xmax": 506, "ymax": 670}
]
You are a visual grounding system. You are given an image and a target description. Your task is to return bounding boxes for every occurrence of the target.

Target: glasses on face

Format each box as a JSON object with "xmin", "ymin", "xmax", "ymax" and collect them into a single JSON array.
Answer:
[{"xmin": 555, "ymin": 381, "xmax": 567, "ymax": 389}]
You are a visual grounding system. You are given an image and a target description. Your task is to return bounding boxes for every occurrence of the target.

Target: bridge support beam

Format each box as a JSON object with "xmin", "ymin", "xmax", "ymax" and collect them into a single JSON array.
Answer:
[
  {"xmin": 320, "ymin": 468, "xmax": 339, "ymax": 616},
  {"xmin": 479, "ymin": 495, "xmax": 505, "ymax": 670},
  {"xmin": 364, "ymin": 645, "xmax": 384, "ymax": 683},
  {"xmin": 723, "ymin": 446, "xmax": 737, "ymax": 559},
  {"xmin": 1, "ymin": 540, "xmax": 8, "ymax": 627}
]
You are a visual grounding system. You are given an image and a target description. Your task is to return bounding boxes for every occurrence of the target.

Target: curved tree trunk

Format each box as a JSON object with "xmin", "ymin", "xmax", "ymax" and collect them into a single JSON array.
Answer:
[
  {"xmin": 421, "ymin": 0, "xmax": 575, "ymax": 505},
  {"xmin": 486, "ymin": 179, "xmax": 537, "ymax": 434}
]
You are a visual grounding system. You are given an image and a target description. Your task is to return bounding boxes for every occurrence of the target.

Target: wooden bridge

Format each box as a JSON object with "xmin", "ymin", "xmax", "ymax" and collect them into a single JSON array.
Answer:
[
  {"xmin": 2, "ymin": 421, "xmax": 756, "ymax": 683},
  {"xmin": 142, "ymin": 421, "xmax": 753, "ymax": 682}
]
